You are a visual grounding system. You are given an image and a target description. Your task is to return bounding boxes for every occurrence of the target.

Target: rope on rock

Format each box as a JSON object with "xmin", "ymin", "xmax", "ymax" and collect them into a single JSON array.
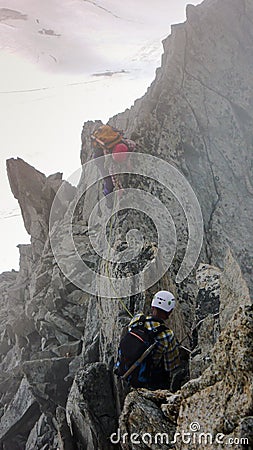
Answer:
[{"xmin": 104, "ymin": 181, "xmax": 133, "ymax": 318}]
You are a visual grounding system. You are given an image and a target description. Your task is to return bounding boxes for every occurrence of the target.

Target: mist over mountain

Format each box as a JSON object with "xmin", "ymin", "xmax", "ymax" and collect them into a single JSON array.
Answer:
[
  {"xmin": 0, "ymin": 0, "xmax": 202, "ymax": 274},
  {"xmin": 0, "ymin": 0, "xmax": 252, "ymax": 449}
]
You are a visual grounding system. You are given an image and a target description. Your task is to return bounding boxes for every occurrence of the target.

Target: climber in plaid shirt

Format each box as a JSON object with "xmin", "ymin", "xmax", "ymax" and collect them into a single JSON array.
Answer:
[{"xmin": 129, "ymin": 290, "xmax": 181, "ymax": 389}]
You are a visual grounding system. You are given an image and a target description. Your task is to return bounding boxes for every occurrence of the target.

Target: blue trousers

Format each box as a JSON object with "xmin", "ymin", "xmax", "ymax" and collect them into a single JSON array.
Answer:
[{"xmin": 93, "ymin": 148, "xmax": 114, "ymax": 196}]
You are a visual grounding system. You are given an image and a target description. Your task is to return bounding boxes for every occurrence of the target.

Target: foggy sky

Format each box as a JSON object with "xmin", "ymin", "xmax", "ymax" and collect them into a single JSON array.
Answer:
[{"xmin": 0, "ymin": 0, "xmax": 203, "ymax": 273}]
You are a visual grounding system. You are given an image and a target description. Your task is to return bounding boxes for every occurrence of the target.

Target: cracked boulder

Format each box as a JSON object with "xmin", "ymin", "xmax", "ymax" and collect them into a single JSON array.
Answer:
[
  {"xmin": 66, "ymin": 362, "xmax": 118, "ymax": 449},
  {"xmin": 25, "ymin": 413, "xmax": 59, "ymax": 450},
  {"xmin": 22, "ymin": 357, "xmax": 73, "ymax": 413},
  {"xmin": 0, "ymin": 377, "xmax": 41, "ymax": 450},
  {"xmin": 119, "ymin": 389, "xmax": 176, "ymax": 450},
  {"xmin": 6, "ymin": 158, "xmax": 75, "ymax": 260},
  {"xmin": 176, "ymin": 304, "xmax": 253, "ymax": 450},
  {"xmin": 219, "ymin": 249, "xmax": 251, "ymax": 330},
  {"xmin": 191, "ymin": 249, "xmax": 251, "ymax": 378}
]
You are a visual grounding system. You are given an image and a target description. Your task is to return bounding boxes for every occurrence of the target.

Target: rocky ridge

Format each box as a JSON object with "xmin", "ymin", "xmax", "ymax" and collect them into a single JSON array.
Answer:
[{"xmin": 0, "ymin": 0, "xmax": 252, "ymax": 449}]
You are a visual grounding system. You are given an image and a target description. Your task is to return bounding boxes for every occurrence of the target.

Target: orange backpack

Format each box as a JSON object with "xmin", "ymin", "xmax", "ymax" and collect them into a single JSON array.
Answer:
[{"xmin": 91, "ymin": 125, "xmax": 123, "ymax": 150}]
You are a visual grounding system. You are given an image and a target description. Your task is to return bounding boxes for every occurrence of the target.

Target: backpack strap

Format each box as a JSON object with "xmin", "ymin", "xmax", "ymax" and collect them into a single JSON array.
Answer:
[
  {"xmin": 130, "ymin": 314, "xmax": 146, "ymax": 330},
  {"xmin": 137, "ymin": 314, "xmax": 146, "ymax": 326},
  {"xmin": 151, "ymin": 324, "xmax": 166, "ymax": 338},
  {"xmin": 131, "ymin": 315, "xmax": 166, "ymax": 337}
]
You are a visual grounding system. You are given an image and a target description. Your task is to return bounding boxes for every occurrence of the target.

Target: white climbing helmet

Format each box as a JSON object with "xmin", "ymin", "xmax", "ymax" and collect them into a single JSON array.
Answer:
[{"xmin": 151, "ymin": 290, "xmax": 175, "ymax": 313}]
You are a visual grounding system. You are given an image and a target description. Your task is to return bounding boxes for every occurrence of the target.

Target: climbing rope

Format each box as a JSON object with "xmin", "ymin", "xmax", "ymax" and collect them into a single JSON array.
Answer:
[
  {"xmin": 104, "ymin": 184, "xmax": 133, "ymax": 318},
  {"xmin": 92, "ymin": 136, "xmax": 134, "ymax": 318}
]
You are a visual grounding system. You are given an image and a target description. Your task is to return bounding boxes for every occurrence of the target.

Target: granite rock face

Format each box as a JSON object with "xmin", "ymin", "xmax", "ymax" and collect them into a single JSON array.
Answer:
[
  {"xmin": 190, "ymin": 249, "xmax": 251, "ymax": 378},
  {"xmin": 119, "ymin": 389, "xmax": 176, "ymax": 450},
  {"xmin": 109, "ymin": 0, "xmax": 253, "ymax": 295},
  {"xmin": 1, "ymin": 0, "xmax": 253, "ymax": 449},
  {"xmin": 176, "ymin": 304, "xmax": 253, "ymax": 450},
  {"xmin": 219, "ymin": 249, "xmax": 251, "ymax": 330},
  {"xmin": 0, "ymin": 377, "xmax": 41, "ymax": 450},
  {"xmin": 66, "ymin": 363, "xmax": 118, "ymax": 450}
]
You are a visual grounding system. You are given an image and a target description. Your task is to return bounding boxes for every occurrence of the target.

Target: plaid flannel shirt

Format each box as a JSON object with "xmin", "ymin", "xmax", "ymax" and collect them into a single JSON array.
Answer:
[{"xmin": 129, "ymin": 313, "xmax": 180, "ymax": 373}]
